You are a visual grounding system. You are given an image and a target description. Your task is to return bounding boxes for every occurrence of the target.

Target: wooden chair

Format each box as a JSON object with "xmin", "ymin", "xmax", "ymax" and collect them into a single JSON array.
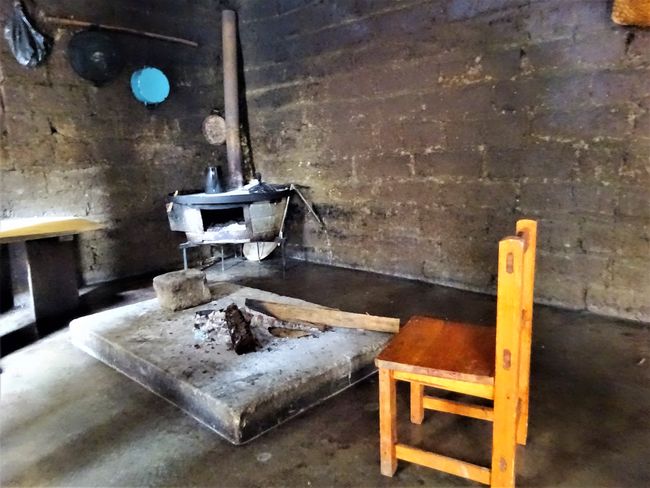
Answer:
[{"xmin": 375, "ymin": 219, "xmax": 537, "ymax": 487}]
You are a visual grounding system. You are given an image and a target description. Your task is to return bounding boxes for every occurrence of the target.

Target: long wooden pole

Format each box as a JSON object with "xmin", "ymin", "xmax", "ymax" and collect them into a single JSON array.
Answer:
[
  {"xmin": 222, "ymin": 10, "xmax": 243, "ymax": 189},
  {"xmin": 245, "ymin": 299, "xmax": 400, "ymax": 333},
  {"xmin": 43, "ymin": 16, "xmax": 199, "ymax": 47}
]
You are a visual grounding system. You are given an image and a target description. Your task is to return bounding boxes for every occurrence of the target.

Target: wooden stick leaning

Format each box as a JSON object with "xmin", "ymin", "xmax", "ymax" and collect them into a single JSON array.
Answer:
[
  {"xmin": 43, "ymin": 16, "xmax": 199, "ymax": 47},
  {"xmin": 245, "ymin": 299, "xmax": 400, "ymax": 333}
]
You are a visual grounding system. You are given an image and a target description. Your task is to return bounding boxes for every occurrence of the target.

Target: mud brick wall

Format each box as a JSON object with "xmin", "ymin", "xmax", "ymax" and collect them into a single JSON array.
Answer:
[
  {"xmin": 238, "ymin": 0, "xmax": 650, "ymax": 322},
  {"xmin": 0, "ymin": 1, "xmax": 226, "ymax": 283}
]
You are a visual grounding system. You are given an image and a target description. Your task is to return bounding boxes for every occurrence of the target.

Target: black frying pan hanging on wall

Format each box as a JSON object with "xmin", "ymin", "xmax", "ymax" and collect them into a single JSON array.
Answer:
[{"xmin": 67, "ymin": 30, "xmax": 124, "ymax": 85}]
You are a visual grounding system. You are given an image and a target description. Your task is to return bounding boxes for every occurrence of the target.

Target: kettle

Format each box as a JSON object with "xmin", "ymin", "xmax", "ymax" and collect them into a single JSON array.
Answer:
[{"xmin": 204, "ymin": 166, "xmax": 222, "ymax": 194}]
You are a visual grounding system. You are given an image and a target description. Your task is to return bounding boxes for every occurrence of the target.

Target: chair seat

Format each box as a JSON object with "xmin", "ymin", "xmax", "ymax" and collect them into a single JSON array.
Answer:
[{"xmin": 375, "ymin": 316, "xmax": 496, "ymax": 385}]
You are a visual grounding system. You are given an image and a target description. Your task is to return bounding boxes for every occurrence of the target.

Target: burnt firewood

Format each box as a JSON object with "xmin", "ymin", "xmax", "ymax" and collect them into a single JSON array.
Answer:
[{"xmin": 224, "ymin": 303, "xmax": 258, "ymax": 354}]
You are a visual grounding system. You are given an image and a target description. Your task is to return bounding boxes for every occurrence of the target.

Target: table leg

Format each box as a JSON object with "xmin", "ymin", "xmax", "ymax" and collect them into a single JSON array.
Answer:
[
  {"xmin": 25, "ymin": 237, "xmax": 79, "ymax": 328},
  {"xmin": 0, "ymin": 244, "xmax": 13, "ymax": 312}
]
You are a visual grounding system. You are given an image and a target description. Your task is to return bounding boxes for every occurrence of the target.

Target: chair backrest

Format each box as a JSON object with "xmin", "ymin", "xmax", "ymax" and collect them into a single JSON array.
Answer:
[
  {"xmin": 492, "ymin": 220, "xmax": 537, "ymax": 488},
  {"xmin": 516, "ymin": 219, "xmax": 537, "ymax": 333},
  {"xmin": 493, "ymin": 220, "xmax": 537, "ymax": 382}
]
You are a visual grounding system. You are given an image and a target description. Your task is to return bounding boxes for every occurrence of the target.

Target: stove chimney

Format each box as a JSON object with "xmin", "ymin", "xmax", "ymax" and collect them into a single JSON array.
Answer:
[{"xmin": 222, "ymin": 10, "xmax": 243, "ymax": 189}]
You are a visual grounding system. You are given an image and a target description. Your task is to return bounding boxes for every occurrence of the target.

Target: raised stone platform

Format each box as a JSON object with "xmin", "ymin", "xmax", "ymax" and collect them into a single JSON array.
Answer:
[{"xmin": 69, "ymin": 283, "xmax": 391, "ymax": 444}]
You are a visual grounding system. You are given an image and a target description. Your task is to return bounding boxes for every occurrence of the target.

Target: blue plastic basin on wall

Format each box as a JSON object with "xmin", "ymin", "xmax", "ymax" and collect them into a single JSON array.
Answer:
[{"xmin": 130, "ymin": 67, "xmax": 170, "ymax": 104}]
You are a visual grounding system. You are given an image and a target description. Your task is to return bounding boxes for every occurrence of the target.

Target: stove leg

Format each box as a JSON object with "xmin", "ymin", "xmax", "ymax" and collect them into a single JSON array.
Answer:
[
  {"xmin": 221, "ymin": 246, "xmax": 225, "ymax": 272},
  {"xmin": 182, "ymin": 247, "xmax": 188, "ymax": 271}
]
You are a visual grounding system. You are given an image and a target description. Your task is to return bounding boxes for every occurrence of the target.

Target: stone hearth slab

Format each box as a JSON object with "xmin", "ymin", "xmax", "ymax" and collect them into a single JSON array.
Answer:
[{"xmin": 69, "ymin": 283, "xmax": 390, "ymax": 444}]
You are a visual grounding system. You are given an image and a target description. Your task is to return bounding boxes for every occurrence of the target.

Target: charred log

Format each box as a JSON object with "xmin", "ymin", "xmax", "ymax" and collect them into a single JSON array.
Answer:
[{"xmin": 224, "ymin": 303, "xmax": 258, "ymax": 354}]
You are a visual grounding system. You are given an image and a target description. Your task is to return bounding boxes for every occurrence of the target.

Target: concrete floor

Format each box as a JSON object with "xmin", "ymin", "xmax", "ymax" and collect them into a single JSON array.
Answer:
[{"xmin": 1, "ymin": 258, "xmax": 649, "ymax": 487}]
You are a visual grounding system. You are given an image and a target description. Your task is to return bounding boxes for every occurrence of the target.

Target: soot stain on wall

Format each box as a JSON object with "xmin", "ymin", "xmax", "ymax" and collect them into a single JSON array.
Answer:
[
  {"xmin": 1, "ymin": 0, "xmax": 229, "ymax": 283},
  {"xmin": 237, "ymin": 0, "xmax": 650, "ymax": 322},
  {"xmin": 1, "ymin": 0, "xmax": 649, "ymax": 322}
]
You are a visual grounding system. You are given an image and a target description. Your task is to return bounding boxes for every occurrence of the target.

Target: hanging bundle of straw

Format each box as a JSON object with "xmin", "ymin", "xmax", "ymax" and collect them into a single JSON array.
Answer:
[{"xmin": 612, "ymin": 0, "xmax": 650, "ymax": 26}]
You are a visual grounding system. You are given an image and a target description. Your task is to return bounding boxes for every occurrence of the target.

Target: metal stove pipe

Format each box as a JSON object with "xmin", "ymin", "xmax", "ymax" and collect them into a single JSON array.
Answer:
[{"xmin": 222, "ymin": 10, "xmax": 243, "ymax": 189}]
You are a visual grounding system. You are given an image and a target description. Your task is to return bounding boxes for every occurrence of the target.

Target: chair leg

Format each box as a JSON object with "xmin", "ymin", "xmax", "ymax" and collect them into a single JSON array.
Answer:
[
  {"xmin": 517, "ymin": 323, "xmax": 532, "ymax": 445},
  {"xmin": 491, "ymin": 385, "xmax": 519, "ymax": 488},
  {"xmin": 516, "ymin": 388, "xmax": 530, "ymax": 446},
  {"xmin": 379, "ymin": 368, "xmax": 397, "ymax": 476},
  {"xmin": 410, "ymin": 382, "xmax": 424, "ymax": 424}
]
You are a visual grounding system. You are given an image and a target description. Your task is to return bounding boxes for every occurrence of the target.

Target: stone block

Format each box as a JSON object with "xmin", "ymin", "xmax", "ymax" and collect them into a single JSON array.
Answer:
[
  {"xmin": 414, "ymin": 150, "xmax": 482, "ymax": 178},
  {"xmin": 494, "ymin": 78, "xmax": 549, "ymax": 112},
  {"xmin": 69, "ymin": 284, "xmax": 390, "ymax": 444},
  {"xmin": 444, "ymin": 120, "xmax": 484, "ymax": 150},
  {"xmin": 536, "ymin": 218, "xmax": 583, "ymax": 253},
  {"xmin": 619, "ymin": 149, "xmax": 650, "ymax": 186},
  {"xmin": 484, "ymin": 144, "xmax": 576, "ymax": 181},
  {"xmin": 539, "ymin": 74, "xmax": 594, "ymax": 112},
  {"xmin": 153, "ymin": 270, "xmax": 212, "ymax": 311},
  {"xmin": 572, "ymin": 183, "xmax": 617, "ymax": 216},
  {"xmin": 634, "ymin": 111, "xmax": 650, "ymax": 141},
  {"xmin": 524, "ymin": 3, "xmax": 577, "ymax": 42},
  {"xmin": 432, "ymin": 84, "xmax": 495, "ymax": 121},
  {"xmin": 433, "ymin": 181, "xmax": 518, "ymax": 211},
  {"xmin": 355, "ymin": 151, "xmax": 412, "ymax": 180},
  {"xmin": 535, "ymin": 251, "xmax": 607, "ymax": 309},
  {"xmin": 626, "ymin": 30, "xmax": 650, "ymax": 60},
  {"xmin": 358, "ymin": 235, "xmax": 431, "ymax": 278},
  {"xmin": 572, "ymin": 31, "xmax": 627, "ymax": 68},
  {"xmin": 5, "ymin": 138, "xmax": 54, "ymax": 169},
  {"xmin": 587, "ymin": 283, "xmax": 650, "ymax": 323},
  {"xmin": 419, "ymin": 207, "xmax": 492, "ymax": 242},
  {"xmin": 589, "ymin": 71, "xmax": 646, "ymax": 106},
  {"xmin": 618, "ymin": 187, "xmax": 650, "ymax": 222},
  {"xmin": 331, "ymin": 125, "xmax": 378, "ymax": 157},
  {"xmin": 576, "ymin": 143, "xmax": 626, "ymax": 184},
  {"xmin": 372, "ymin": 61, "xmax": 439, "ymax": 97},
  {"xmin": 532, "ymin": 106, "xmax": 632, "ymax": 141},
  {"xmin": 393, "ymin": 120, "xmax": 446, "ymax": 153},
  {"xmin": 481, "ymin": 114, "xmax": 530, "ymax": 149},
  {"xmin": 429, "ymin": 237, "xmax": 497, "ymax": 289},
  {"xmin": 587, "ymin": 257, "xmax": 650, "ymax": 322},
  {"xmin": 581, "ymin": 219, "xmax": 650, "ymax": 258},
  {"xmin": 4, "ymin": 113, "xmax": 52, "ymax": 144}
]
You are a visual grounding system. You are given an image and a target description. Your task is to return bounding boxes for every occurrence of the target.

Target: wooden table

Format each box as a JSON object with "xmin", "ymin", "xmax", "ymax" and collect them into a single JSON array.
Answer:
[{"xmin": 0, "ymin": 217, "xmax": 102, "ymax": 324}]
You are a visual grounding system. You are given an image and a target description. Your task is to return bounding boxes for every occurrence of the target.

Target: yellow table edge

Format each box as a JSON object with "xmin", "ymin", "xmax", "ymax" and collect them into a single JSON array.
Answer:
[{"xmin": 0, "ymin": 217, "xmax": 103, "ymax": 244}]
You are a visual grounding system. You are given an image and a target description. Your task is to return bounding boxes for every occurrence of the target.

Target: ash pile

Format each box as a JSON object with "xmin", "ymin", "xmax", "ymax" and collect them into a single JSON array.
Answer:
[{"xmin": 193, "ymin": 303, "xmax": 330, "ymax": 355}]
